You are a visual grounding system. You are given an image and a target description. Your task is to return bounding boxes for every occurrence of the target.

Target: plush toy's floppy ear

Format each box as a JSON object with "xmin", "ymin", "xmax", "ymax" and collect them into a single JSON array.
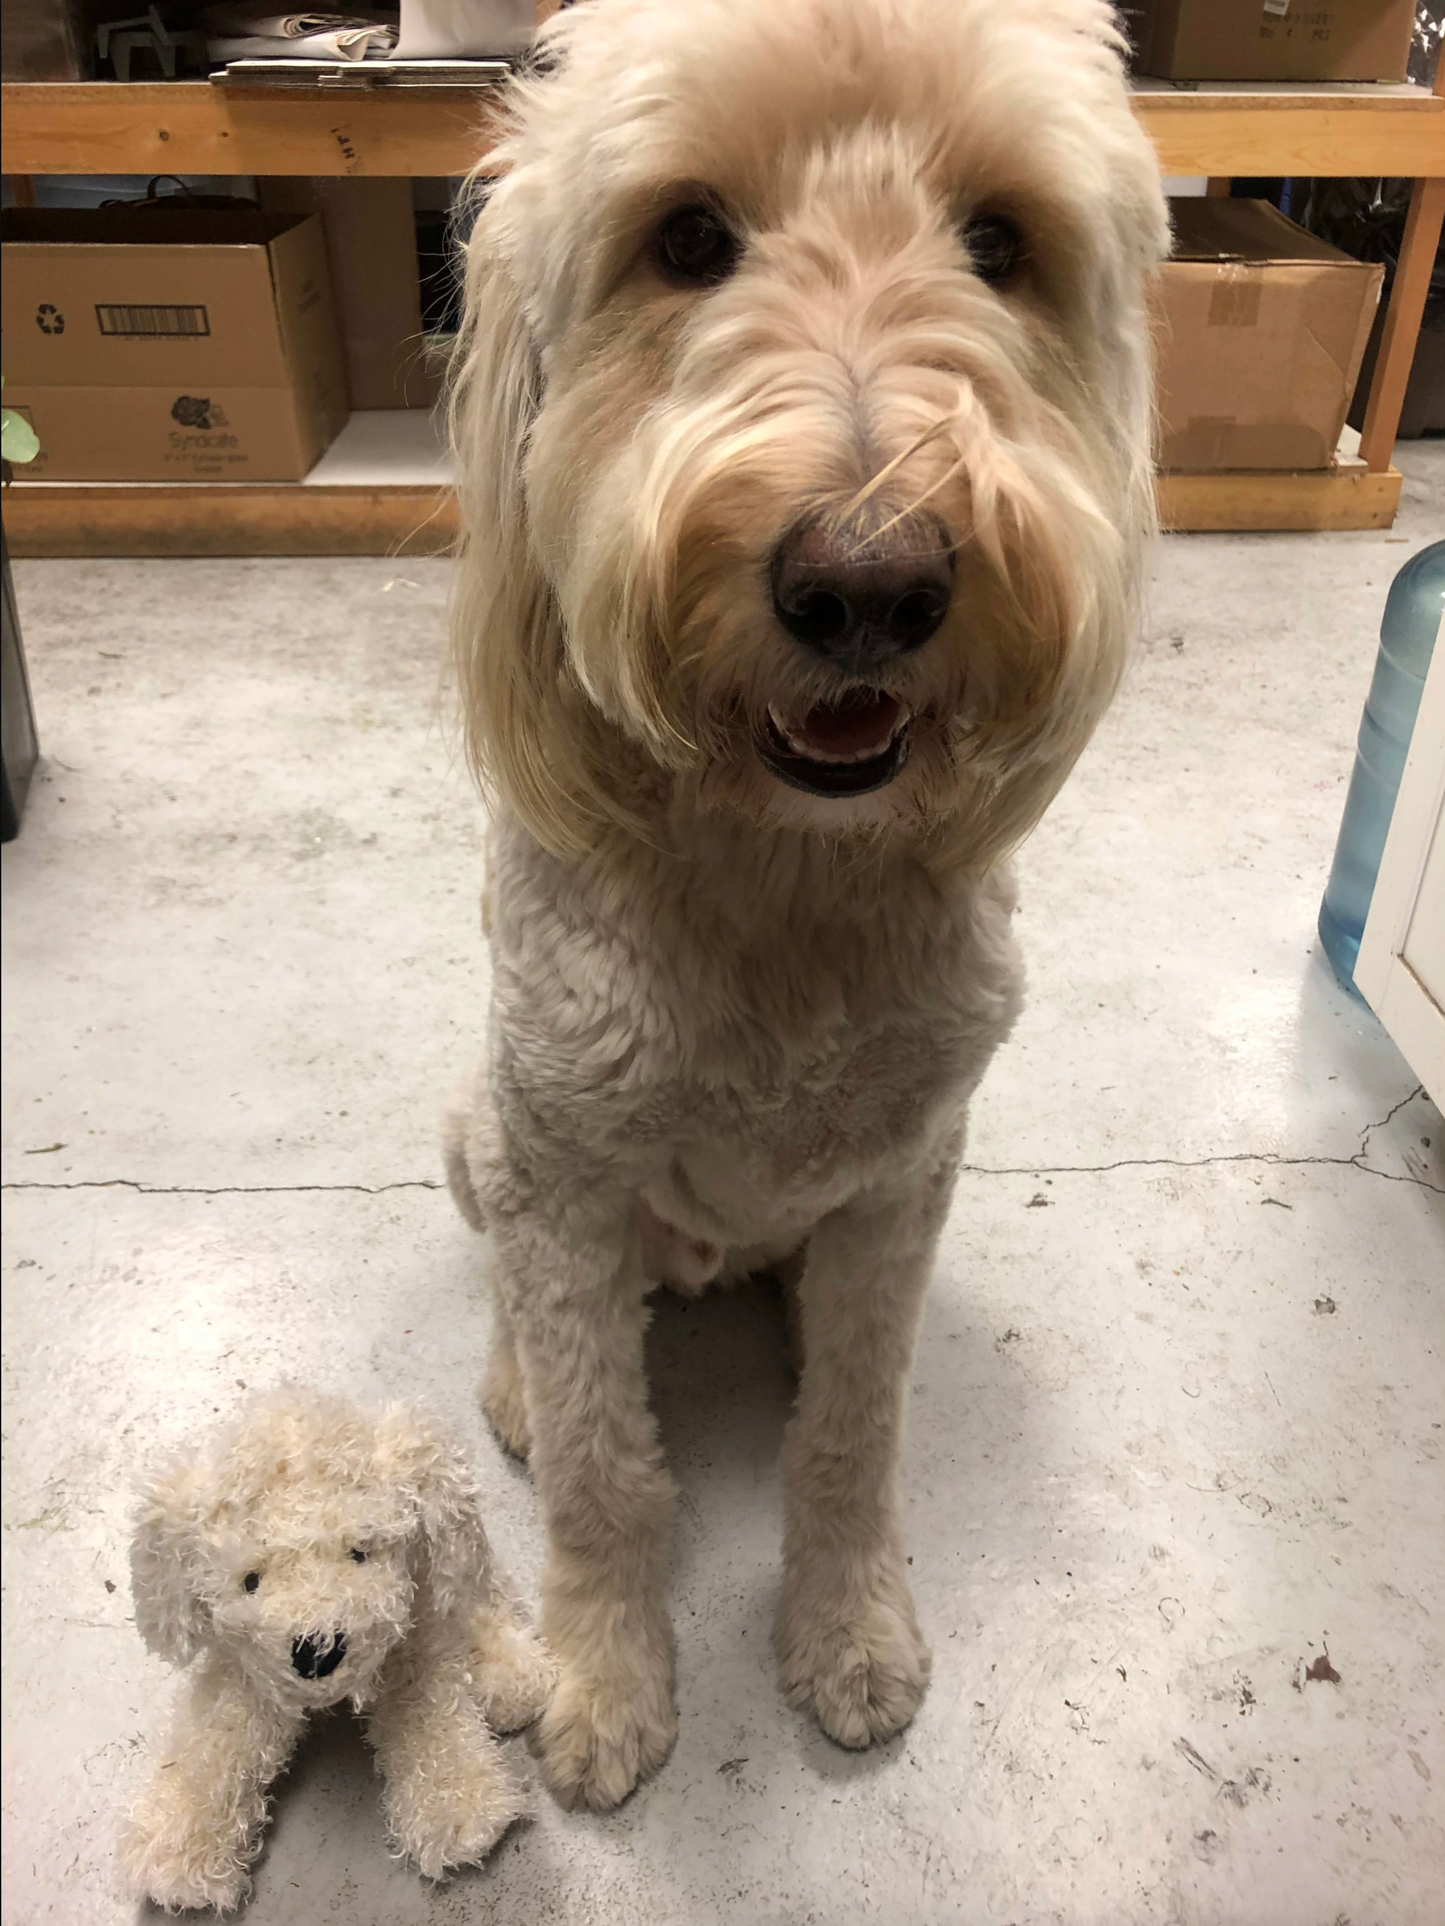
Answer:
[
  {"xmin": 129, "ymin": 1452, "xmax": 213, "ymax": 1664},
  {"xmin": 375, "ymin": 1406, "xmax": 494, "ymax": 1620}
]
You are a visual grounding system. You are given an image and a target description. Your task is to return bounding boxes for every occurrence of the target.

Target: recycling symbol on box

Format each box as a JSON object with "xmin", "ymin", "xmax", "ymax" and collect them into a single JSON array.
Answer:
[{"xmin": 35, "ymin": 304, "xmax": 65, "ymax": 335}]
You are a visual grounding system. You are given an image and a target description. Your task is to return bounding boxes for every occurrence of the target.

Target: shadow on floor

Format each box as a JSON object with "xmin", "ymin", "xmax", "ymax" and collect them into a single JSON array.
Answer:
[{"xmin": 645, "ymin": 1270, "xmax": 797, "ymax": 1487}]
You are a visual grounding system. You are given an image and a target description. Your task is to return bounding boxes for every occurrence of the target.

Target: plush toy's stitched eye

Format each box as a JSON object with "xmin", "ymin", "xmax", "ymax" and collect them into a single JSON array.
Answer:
[
  {"xmin": 962, "ymin": 213, "xmax": 1024, "ymax": 285},
  {"xmin": 655, "ymin": 204, "xmax": 740, "ymax": 289},
  {"xmin": 349, "ymin": 1547, "xmax": 367, "ymax": 1564},
  {"xmin": 242, "ymin": 1571, "xmax": 260, "ymax": 1593}
]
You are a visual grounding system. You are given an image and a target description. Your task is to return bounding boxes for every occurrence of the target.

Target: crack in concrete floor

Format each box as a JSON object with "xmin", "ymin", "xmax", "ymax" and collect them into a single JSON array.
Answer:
[{"xmin": 6, "ymin": 1085, "xmax": 1435, "ymax": 1195}]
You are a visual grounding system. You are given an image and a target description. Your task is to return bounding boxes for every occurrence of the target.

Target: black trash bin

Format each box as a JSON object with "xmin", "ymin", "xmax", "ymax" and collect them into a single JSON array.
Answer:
[{"xmin": 1, "ymin": 528, "xmax": 40, "ymax": 841}]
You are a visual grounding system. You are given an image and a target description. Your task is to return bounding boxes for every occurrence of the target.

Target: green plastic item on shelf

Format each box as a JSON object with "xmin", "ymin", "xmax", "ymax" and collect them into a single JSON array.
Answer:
[{"xmin": 1, "ymin": 378, "xmax": 40, "ymax": 466}]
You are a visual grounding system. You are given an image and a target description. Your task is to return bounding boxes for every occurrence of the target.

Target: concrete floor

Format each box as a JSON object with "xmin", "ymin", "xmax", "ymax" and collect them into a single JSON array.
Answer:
[{"xmin": 3, "ymin": 447, "xmax": 1443, "ymax": 1926}]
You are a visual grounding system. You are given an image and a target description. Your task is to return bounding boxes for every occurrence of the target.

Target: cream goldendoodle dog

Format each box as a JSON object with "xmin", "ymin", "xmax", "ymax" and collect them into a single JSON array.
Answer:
[
  {"xmin": 121, "ymin": 1388, "xmax": 554, "ymax": 1911},
  {"xmin": 445, "ymin": 0, "xmax": 1167, "ymax": 1813}
]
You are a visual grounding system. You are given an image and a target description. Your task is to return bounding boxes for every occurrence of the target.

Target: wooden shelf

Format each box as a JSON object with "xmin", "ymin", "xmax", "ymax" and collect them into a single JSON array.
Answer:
[
  {"xmin": 2, "ymin": 480, "xmax": 457, "ymax": 557},
  {"xmin": 3, "ymin": 77, "xmax": 1442, "ymax": 181},
  {"xmin": 1156, "ymin": 457, "xmax": 1402, "ymax": 533},
  {"xmin": 0, "ymin": 413, "xmax": 1406, "ymax": 557},
  {"xmin": 0, "ymin": 80, "xmax": 504, "ymax": 179},
  {"xmin": 1132, "ymin": 78, "xmax": 1444, "ymax": 176},
  {"xmin": 2, "ymin": 72, "xmax": 1440, "ymax": 542},
  {"xmin": 2, "ymin": 411, "xmax": 458, "ymax": 557}
]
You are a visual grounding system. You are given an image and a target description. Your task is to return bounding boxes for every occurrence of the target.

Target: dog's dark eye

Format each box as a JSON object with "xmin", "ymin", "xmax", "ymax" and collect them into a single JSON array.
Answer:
[
  {"xmin": 655, "ymin": 204, "xmax": 740, "ymax": 289},
  {"xmin": 349, "ymin": 1547, "xmax": 367, "ymax": 1564},
  {"xmin": 242, "ymin": 1571, "xmax": 260, "ymax": 1593},
  {"xmin": 962, "ymin": 213, "xmax": 1024, "ymax": 285}
]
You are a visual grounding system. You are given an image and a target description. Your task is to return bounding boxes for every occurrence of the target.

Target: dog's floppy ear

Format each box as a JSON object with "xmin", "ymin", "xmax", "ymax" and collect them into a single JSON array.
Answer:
[
  {"xmin": 374, "ymin": 1405, "xmax": 494, "ymax": 1619},
  {"xmin": 448, "ymin": 181, "xmax": 627, "ymax": 858},
  {"xmin": 448, "ymin": 198, "xmax": 562, "ymax": 839},
  {"xmin": 130, "ymin": 1449, "xmax": 214, "ymax": 1664}
]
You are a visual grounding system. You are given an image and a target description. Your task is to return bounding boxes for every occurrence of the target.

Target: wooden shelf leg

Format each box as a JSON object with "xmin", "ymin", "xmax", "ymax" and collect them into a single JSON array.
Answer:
[
  {"xmin": 7, "ymin": 174, "xmax": 38, "ymax": 206},
  {"xmin": 1205, "ymin": 177, "xmax": 1232, "ymax": 198},
  {"xmin": 1359, "ymin": 174, "xmax": 1445, "ymax": 473}
]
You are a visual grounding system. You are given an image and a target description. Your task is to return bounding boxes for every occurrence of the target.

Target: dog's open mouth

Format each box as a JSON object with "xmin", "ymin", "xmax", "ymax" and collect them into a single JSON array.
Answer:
[{"xmin": 758, "ymin": 692, "xmax": 911, "ymax": 797}]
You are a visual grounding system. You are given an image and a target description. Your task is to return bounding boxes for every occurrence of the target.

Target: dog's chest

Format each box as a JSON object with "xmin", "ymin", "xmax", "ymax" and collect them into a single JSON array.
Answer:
[
  {"xmin": 489, "ymin": 824, "xmax": 1023, "ymax": 1235},
  {"xmin": 653, "ymin": 1017, "xmax": 979, "ymax": 1242},
  {"xmin": 500, "ymin": 944, "xmax": 1007, "ymax": 1241}
]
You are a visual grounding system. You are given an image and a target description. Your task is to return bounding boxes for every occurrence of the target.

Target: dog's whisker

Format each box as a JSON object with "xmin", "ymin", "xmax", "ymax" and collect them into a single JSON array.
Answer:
[
  {"xmin": 838, "ymin": 407, "xmax": 963, "ymax": 525},
  {"xmin": 861, "ymin": 454, "xmax": 972, "ymax": 549}
]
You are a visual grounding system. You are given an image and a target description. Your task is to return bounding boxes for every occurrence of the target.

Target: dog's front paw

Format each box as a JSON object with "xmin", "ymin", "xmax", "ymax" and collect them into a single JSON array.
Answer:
[
  {"xmin": 533, "ymin": 1654, "xmax": 676, "ymax": 1811},
  {"xmin": 776, "ymin": 1568, "xmax": 931, "ymax": 1749}
]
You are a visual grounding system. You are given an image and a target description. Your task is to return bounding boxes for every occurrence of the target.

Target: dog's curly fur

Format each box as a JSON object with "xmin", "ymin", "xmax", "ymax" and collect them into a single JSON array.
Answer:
[
  {"xmin": 120, "ymin": 1388, "xmax": 555, "ymax": 1912},
  {"xmin": 445, "ymin": 0, "xmax": 1168, "ymax": 1813}
]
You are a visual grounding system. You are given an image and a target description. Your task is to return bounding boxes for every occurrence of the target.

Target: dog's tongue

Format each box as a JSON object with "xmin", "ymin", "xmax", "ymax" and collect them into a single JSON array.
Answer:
[{"xmin": 785, "ymin": 692, "xmax": 902, "ymax": 762}]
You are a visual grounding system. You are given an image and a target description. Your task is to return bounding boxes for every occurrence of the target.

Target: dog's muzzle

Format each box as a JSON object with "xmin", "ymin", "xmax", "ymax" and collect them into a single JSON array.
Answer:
[
  {"xmin": 759, "ymin": 511, "xmax": 951, "ymax": 798},
  {"xmin": 291, "ymin": 1630, "xmax": 347, "ymax": 1679}
]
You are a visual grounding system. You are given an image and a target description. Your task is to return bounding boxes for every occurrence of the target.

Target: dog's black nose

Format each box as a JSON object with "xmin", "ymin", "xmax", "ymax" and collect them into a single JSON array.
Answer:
[
  {"xmin": 771, "ymin": 513, "xmax": 953, "ymax": 674},
  {"xmin": 291, "ymin": 1630, "xmax": 347, "ymax": 1680}
]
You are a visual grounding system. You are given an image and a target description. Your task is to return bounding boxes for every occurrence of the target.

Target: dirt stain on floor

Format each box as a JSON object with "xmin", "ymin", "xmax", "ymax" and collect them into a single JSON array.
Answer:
[{"xmin": 1295, "ymin": 1641, "xmax": 1343, "ymax": 1688}]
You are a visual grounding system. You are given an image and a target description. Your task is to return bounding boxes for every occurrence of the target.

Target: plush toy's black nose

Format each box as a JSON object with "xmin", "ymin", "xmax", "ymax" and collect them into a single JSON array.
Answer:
[
  {"xmin": 771, "ymin": 512, "xmax": 954, "ymax": 675},
  {"xmin": 291, "ymin": 1630, "xmax": 347, "ymax": 1680}
]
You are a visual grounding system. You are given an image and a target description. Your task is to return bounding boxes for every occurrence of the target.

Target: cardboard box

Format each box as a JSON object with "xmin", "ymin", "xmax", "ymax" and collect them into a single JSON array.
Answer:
[
  {"xmin": 1153, "ymin": 199, "xmax": 1383, "ymax": 471},
  {"xmin": 1126, "ymin": 0, "xmax": 1416, "ymax": 82},
  {"xmin": 1, "ymin": 207, "xmax": 348, "ymax": 480},
  {"xmin": 259, "ymin": 177, "xmax": 441, "ymax": 411}
]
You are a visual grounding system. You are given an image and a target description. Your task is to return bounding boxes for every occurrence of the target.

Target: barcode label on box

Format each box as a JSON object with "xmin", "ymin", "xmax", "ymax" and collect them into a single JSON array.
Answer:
[{"xmin": 94, "ymin": 303, "xmax": 211, "ymax": 338}]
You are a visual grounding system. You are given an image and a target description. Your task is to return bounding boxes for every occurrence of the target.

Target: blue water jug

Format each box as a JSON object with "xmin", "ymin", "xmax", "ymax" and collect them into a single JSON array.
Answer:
[{"xmin": 1319, "ymin": 539, "xmax": 1445, "ymax": 993}]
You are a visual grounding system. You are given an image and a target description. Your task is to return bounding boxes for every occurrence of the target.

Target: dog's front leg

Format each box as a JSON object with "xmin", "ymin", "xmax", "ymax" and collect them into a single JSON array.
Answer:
[
  {"xmin": 776, "ymin": 1151, "xmax": 957, "ymax": 1749},
  {"xmin": 494, "ymin": 1198, "xmax": 677, "ymax": 1811}
]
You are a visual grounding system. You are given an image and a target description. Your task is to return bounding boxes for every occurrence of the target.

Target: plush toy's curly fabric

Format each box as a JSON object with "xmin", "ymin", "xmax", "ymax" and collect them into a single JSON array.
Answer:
[{"xmin": 120, "ymin": 1386, "xmax": 554, "ymax": 1913}]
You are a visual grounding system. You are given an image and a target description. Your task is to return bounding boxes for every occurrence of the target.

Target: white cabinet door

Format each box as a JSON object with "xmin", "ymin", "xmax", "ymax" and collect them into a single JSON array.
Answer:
[{"xmin": 1356, "ymin": 640, "xmax": 1445, "ymax": 1107}]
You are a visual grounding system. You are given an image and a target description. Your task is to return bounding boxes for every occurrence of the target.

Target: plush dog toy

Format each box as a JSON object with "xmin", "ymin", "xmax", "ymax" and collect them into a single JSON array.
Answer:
[{"xmin": 120, "ymin": 1386, "xmax": 554, "ymax": 1913}]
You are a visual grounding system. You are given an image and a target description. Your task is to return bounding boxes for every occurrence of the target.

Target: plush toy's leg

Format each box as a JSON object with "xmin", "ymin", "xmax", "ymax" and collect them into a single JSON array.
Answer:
[
  {"xmin": 368, "ymin": 1616, "xmax": 528, "ymax": 1879},
  {"xmin": 119, "ymin": 1661, "xmax": 303, "ymax": 1914},
  {"xmin": 470, "ymin": 1602, "xmax": 556, "ymax": 1734}
]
